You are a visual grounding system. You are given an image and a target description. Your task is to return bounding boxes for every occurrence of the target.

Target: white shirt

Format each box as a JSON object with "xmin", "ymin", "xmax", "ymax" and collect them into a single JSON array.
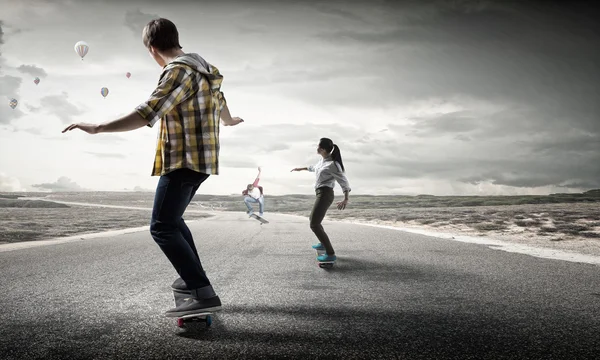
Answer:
[
  {"xmin": 249, "ymin": 187, "xmax": 261, "ymax": 199},
  {"xmin": 308, "ymin": 156, "xmax": 351, "ymax": 192}
]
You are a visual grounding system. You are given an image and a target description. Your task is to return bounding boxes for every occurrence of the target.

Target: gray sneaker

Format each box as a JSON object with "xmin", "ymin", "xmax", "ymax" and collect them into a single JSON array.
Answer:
[
  {"xmin": 171, "ymin": 274, "xmax": 208, "ymax": 294},
  {"xmin": 165, "ymin": 295, "xmax": 222, "ymax": 317}
]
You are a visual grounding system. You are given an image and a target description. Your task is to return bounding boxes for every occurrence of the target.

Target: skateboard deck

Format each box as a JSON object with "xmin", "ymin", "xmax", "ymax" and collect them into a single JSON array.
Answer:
[
  {"xmin": 315, "ymin": 249, "xmax": 335, "ymax": 269},
  {"xmin": 172, "ymin": 290, "xmax": 213, "ymax": 328},
  {"xmin": 250, "ymin": 213, "xmax": 269, "ymax": 225}
]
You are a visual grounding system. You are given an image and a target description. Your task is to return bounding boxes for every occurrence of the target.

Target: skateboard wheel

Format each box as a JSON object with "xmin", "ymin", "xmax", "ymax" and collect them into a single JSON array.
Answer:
[
  {"xmin": 177, "ymin": 318, "xmax": 184, "ymax": 328},
  {"xmin": 206, "ymin": 315, "xmax": 212, "ymax": 327}
]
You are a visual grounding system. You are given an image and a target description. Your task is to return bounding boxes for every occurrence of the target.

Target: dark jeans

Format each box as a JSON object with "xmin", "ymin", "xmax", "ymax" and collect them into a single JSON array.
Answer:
[
  {"xmin": 150, "ymin": 168, "xmax": 210, "ymax": 290},
  {"xmin": 309, "ymin": 186, "xmax": 335, "ymax": 255}
]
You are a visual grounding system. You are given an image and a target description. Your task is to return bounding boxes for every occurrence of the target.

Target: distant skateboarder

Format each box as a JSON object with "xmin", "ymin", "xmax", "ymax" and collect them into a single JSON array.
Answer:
[
  {"xmin": 242, "ymin": 167, "xmax": 265, "ymax": 217},
  {"xmin": 62, "ymin": 18, "xmax": 244, "ymax": 317},
  {"xmin": 291, "ymin": 138, "xmax": 351, "ymax": 264}
]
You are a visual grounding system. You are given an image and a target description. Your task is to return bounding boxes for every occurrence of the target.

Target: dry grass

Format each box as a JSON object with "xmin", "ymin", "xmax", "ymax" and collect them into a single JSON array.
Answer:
[
  {"xmin": 280, "ymin": 203, "xmax": 600, "ymax": 243},
  {"xmin": 0, "ymin": 202, "xmax": 212, "ymax": 243}
]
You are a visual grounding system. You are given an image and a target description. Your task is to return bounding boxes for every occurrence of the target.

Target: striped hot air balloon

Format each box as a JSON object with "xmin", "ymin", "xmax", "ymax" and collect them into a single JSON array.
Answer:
[
  {"xmin": 126, "ymin": 72, "xmax": 131, "ymax": 79},
  {"xmin": 74, "ymin": 41, "xmax": 89, "ymax": 60},
  {"xmin": 34, "ymin": 77, "xmax": 40, "ymax": 85},
  {"xmin": 100, "ymin": 87, "xmax": 109, "ymax": 99},
  {"xmin": 9, "ymin": 98, "xmax": 18, "ymax": 109}
]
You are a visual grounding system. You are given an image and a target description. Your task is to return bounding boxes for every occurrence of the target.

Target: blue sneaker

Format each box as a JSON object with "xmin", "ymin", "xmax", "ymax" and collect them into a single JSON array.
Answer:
[
  {"xmin": 317, "ymin": 254, "xmax": 336, "ymax": 262},
  {"xmin": 312, "ymin": 243, "xmax": 325, "ymax": 251}
]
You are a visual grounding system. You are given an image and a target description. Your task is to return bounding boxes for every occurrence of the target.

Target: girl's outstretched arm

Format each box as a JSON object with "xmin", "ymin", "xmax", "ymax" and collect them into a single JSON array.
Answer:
[{"xmin": 292, "ymin": 163, "xmax": 317, "ymax": 172}]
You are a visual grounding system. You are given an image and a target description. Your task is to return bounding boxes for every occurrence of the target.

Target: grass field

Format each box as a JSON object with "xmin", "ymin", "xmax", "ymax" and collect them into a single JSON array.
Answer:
[
  {"xmin": 0, "ymin": 197, "xmax": 212, "ymax": 244},
  {"xmin": 1, "ymin": 190, "xmax": 599, "ymax": 250}
]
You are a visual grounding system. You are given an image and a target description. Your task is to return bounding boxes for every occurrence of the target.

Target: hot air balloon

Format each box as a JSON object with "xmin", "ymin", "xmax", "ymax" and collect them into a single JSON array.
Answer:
[
  {"xmin": 126, "ymin": 72, "xmax": 131, "ymax": 79},
  {"xmin": 74, "ymin": 41, "xmax": 89, "ymax": 60},
  {"xmin": 9, "ymin": 98, "xmax": 18, "ymax": 109},
  {"xmin": 100, "ymin": 87, "xmax": 109, "ymax": 98},
  {"xmin": 34, "ymin": 77, "xmax": 40, "ymax": 85}
]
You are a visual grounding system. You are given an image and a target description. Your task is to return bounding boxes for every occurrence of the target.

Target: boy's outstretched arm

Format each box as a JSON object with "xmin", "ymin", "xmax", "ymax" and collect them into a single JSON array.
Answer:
[
  {"xmin": 253, "ymin": 167, "xmax": 261, "ymax": 187},
  {"xmin": 62, "ymin": 111, "xmax": 148, "ymax": 134}
]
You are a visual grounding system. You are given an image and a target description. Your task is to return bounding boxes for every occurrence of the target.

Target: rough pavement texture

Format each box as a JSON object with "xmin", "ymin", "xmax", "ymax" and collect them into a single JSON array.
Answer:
[{"xmin": 1, "ymin": 212, "xmax": 599, "ymax": 359}]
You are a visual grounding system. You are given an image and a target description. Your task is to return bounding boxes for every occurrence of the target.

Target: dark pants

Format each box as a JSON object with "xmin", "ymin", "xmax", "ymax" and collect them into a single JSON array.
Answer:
[
  {"xmin": 309, "ymin": 186, "xmax": 335, "ymax": 255},
  {"xmin": 150, "ymin": 168, "xmax": 210, "ymax": 290}
]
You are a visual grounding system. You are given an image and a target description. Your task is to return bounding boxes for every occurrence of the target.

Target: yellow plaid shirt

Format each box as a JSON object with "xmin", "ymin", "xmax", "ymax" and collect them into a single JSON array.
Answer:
[{"xmin": 136, "ymin": 59, "xmax": 226, "ymax": 176}]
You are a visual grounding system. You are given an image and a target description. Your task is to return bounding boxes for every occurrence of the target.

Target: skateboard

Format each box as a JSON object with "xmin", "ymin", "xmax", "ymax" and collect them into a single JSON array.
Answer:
[
  {"xmin": 172, "ymin": 290, "xmax": 213, "ymax": 328},
  {"xmin": 316, "ymin": 248, "xmax": 335, "ymax": 269},
  {"xmin": 250, "ymin": 213, "xmax": 269, "ymax": 225}
]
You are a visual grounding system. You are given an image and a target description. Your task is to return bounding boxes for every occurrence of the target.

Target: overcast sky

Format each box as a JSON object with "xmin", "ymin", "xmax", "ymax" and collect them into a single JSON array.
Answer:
[{"xmin": 0, "ymin": 0, "xmax": 598, "ymax": 195}]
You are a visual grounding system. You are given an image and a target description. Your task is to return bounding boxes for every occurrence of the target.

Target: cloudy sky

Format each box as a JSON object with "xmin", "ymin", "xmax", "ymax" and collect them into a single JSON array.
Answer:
[{"xmin": 0, "ymin": 0, "xmax": 598, "ymax": 196}]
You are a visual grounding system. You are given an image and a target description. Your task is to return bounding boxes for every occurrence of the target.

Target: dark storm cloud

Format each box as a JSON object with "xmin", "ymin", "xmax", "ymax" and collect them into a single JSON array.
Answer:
[
  {"xmin": 315, "ymin": 1, "xmax": 598, "ymax": 129},
  {"xmin": 389, "ymin": 107, "xmax": 543, "ymax": 140},
  {"xmin": 454, "ymin": 134, "xmax": 471, "ymax": 142},
  {"xmin": 310, "ymin": 3, "xmax": 372, "ymax": 24},
  {"xmin": 408, "ymin": 111, "xmax": 479, "ymax": 137},
  {"xmin": 529, "ymin": 133, "xmax": 600, "ymax": 155},
  {"xmin": 350, "ymin": 143, "xmax": 600, "ymax": 189},
  {"xmin": 280, "ymin": 1, "xmax": 599, "ymax": 191},
  {"xmin": 234, "ymin": 24, "xmax": 270, "ymax": 35}
]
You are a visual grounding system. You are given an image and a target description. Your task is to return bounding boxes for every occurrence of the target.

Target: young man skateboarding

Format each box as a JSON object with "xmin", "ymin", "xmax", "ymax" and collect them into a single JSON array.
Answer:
[
  {"xmin": 62, "ymin": 18, "xmax": 244, "ymax": 316},
  {"xmin": 242, "ymin": 167, "xmax": 265, "ymax": 217}
]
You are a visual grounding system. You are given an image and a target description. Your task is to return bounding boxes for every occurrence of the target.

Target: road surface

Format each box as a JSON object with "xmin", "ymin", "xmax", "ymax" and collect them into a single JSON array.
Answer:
[{"xmin": 1, "ymin": 212, "xmax": 599, "ymax": 359}]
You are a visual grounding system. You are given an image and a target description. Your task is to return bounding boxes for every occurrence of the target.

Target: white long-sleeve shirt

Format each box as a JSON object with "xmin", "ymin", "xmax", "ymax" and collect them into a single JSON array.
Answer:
[
  {"xmin": 307, "ymin": 156, "xmax": 351, "ymax": 192},
  {"xmin": 248, "ymin": 187, "xmax": 262, "ymax": 199}
]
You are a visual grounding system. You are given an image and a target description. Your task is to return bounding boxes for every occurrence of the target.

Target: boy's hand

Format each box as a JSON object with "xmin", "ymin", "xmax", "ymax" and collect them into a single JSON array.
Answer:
[
  {"xmin": 232, "ymin": 117, "xmax": 244, "ymax": 125},
  {"xmin": 62, "ymin": 123, "xmax": 100, "ymax": 134},
  {"xmin": 337, "ymin": 199, "xmax": 348, "ymax": 210}
]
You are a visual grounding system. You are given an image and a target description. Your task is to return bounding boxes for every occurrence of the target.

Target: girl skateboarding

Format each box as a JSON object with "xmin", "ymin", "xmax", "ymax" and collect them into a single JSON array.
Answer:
[{"xmin": 291, "ymin": 138, "xmax": 351, "ymax": 264}]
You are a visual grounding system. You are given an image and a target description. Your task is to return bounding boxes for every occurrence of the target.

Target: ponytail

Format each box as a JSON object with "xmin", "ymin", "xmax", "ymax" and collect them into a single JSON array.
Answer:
[
  {"xmin": 318, "ymin": 137, "xmax": 346, "ymax": 172},
  {"xmin": 331, "ymin": 144, "xmax": 345, "ymax": 172}
]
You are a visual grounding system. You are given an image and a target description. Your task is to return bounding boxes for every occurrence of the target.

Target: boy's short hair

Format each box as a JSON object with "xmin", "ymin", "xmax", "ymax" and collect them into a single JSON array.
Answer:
[{"xmin": 142, "ymin": 18, "xmax": 182, "ymax": 51}]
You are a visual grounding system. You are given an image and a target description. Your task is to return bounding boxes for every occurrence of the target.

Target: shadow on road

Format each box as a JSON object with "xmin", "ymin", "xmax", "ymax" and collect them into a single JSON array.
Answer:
[
  {"xmin": 310, "ymin": 256, "xmax": 449, "ymax": 285},
  {"xmin": 174, "ymin": 303, "xmax": 599, "ymax": 359}
]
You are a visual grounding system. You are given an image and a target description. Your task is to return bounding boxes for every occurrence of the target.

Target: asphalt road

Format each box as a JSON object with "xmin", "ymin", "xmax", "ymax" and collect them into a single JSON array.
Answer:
[{"xmin": 1, "ymin": 212, "xmax": 599, "ymax": 359}]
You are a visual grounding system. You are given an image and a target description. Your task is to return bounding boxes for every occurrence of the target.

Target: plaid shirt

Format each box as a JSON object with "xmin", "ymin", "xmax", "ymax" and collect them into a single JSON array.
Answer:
[{"xmin": 136, "ymin": 58, "xmax": 226, "ymax": 176}]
